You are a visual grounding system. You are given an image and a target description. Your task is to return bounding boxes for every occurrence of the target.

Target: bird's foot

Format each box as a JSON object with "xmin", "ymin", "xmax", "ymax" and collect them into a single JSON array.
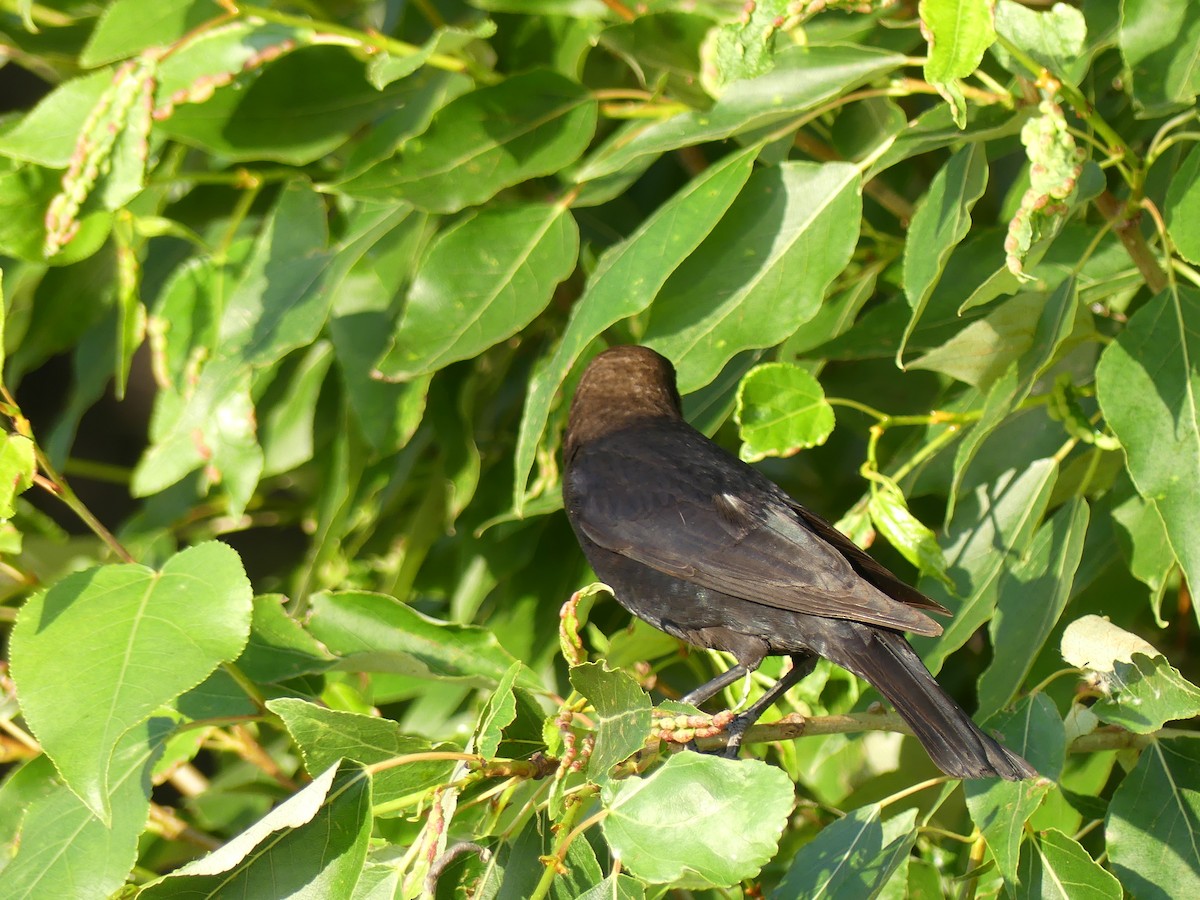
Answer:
[
  {"xmin": 720, "ymin": 713, "xmax": 754, "ymax": 759},
  {"xmin": 650, "ymin": 709, "xmax": 736, "ymax": 749}
]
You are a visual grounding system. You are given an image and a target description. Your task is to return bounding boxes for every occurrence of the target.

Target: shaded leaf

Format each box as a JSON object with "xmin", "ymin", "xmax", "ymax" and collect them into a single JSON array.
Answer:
[
  {"xmin": 1016, "ymin": 827, "xmax": 1122, "ymax": 900},
  {"xmin": 570, "ymin": 661, "xmax": 652, "ymax": 778},
  {"xmin": 139, "ymin": 760, "xmax": 372, "ymax": 898},
  {"xmin": 977, "ymin": 498, "xmax": 1089, "ymax": 720},
  {"xmin": 1091, "ymin": 653, "xmax": 1200, "ymax": 733},
  {"xmin": 1096, "ymin": 284, "xmax": 1200, "ymax": 602},
  {"xmin": 1107, "ymin": 739, "xmax": 1200, "ymax": 900},
  {"xmin": 916, "ymin": 459, "xmax": 1058, "ymax": 673},
  {"xmin": 306, "ymin": 590, "xmax": 533, "ymax": 688},
  {"xmin": 771, "ymin": 805, "xmax": 917, "ymax": 900},
  {"xmin": 0, "ymin": 718, "xmax": 168, "ymax": 900},
  {"xmin": 1119, "ymin": 0, "xmax": 1200, "ymax": 115},
  {"xmin": 900, "ymin": 143, "xmax": 989, "ymax": 363},
  {"xmin": 949, "ymin": 275, "xmax": 1080, "ymax": 519},
  {"xmin": 966, "ymin": 695, "xmax": 1061, "ymax": 888},
  {"xmin": 268, "ymin": 698, "xmax": 455, "ymax": 813},
  {"xmin": 158, "ymin": 45, "xmax": 415, "ymax": 164}
]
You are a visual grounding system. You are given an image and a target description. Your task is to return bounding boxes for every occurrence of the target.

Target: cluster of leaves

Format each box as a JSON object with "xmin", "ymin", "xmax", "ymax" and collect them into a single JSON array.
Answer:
[{"xmin": 1, "ymin": 0, "xmax": 1199, "ymax": 897}]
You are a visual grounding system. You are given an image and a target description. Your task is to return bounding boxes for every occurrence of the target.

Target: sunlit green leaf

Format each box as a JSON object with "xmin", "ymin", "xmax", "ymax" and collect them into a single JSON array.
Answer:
[
  {"xmin": 602, "ymin": 754, "xmax": 792, "ymax": 888},
  {"xmin": 735, "ymin": 362, "xmax": 835, "ymax": 462},
  {"xmin": 1097, "ymin": 284, "xmax": 1200, "ymax": 613},
  {"xmin": 10, "ymin": 542, "xmax": 252, "ymax": 821}
]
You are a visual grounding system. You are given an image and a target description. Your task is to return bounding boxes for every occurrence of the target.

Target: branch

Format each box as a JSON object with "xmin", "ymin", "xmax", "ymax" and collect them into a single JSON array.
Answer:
[
  {"xmin": 686, "ymin": 710, "xmax": 1196, "ymax": 754},
  {"xmin": 1094, "ymin": 190, "xmax": 1170, "ymax": 294}
]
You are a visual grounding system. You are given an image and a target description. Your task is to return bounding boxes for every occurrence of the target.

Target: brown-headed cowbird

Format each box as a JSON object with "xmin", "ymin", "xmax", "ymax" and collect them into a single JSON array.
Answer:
[{"xmin": 562, "ymin": 345, "xmax": 1035, "ymax": 780}]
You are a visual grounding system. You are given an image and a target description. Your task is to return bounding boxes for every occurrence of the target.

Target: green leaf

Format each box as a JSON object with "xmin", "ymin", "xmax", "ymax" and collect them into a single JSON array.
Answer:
[
  {"xmin": 867, "ymin": 482, "xmax": 952, "ymax": 585},
  {"xmin": 966, "ymin": 695, "xmax": 1060, "ymax": 888},
  {"xmin": 326, "ymin": 203, "xmax": 434, "ymax": 454},
  {"xmin": 992, "ymin": 0, "xmax": 1088, "ymax": 81},
  {"xmin": 770, "ymin": 805, "xmax": 918, "ymax": 900},
  {"xmin": 134, "ymin": 184, "xmax": 333, "ymax": 513},
  {"xmin": 1119, "ymin": 0, "xmax": 1200, "ymax": 115},
  {"xmin": 920, "ymin": 0, "xmax": 996, "ymax": 82},
  {"xmin": 601, "ymin": 754, "xmax": 793, "ymax": 888},
  {"xmin": 218, "ymin": 183, "xmax": 334, "ymax": 365},
  {"xmin": 909, "ymin": 293, "xmax": 1058, "ymax": 388},
  {"xmin": 0, "ymin": 163, "xmax": 108, "ymax": 263},
  {"xmin": 80, "ymin": 0, "xmax": 225, "ymax": 67},
  {"xmin": 139, "ymin": 760, "xmax": 372, "ymax": 898},
  {"xmin": 735, "ymin": 363, "xmax": 835, "ymax": 462},
  {"xmin": 132, "ymin": 358, "xmax": 263, "ymax": 517},
  {"xmin": 702, "ymin": 0, "xmax": 794, "ymax": 91},
  {"xmin": 782, "ymin": 268, "xmax": 878, "ymax": 359},
  {"xmin": 949, "ymin": 275, "xmax": 1081, "ymax": 518},
  {"xmin": 645, "ymin": 161, "xmax": 862, "ymax": 392},
  {"xmin": 365, "ymin": 19, "xmax": 496, "ymax": 89},
  {"xmin": 986, "ymin": 690, "xmax": 1067, "ymax": 781},
  {"xmin": 1016, "ymin": 827, "xmax": 1122, "ymax": 900},
  {"xmin": 900, "ymin": 144, "xmax": 989, "ymax": 363},
  {"xmin": 0, "ymin": 70, "xmax": 111, "ymax": 167},
  {"xmin": 306, "ymin": 590, "xmax": 533, "ymax": 688},
  {"xmin": 1096, "ymin": 284, "xmax": 1200, "ymax": 609},
  {"xmin": 1166, "ymin": 143, "xmax": 1200, "ymax": 264},
  {"xmin": 377, "ymin": 202, "xmax": 578, "ymax": 380},
  {"xmin": 1091, "ymin": 653, "xmax": 1200, "ymax": 734},
  {"xmin": 260, "ymin": 340, "xmax": 335, "ymax": 477},
  {"xmin": 0, "ymin": 432, "xmax": 35, "ymax": 519},
  {"xmin": 977, "ymin": 498, "xmax": 1089, "ymax": 720},
  {"xmin": 869, "ymin": 103, "xmax": 1025, "ymax": 178},
  {"xmin": 472, "ymin": 661, "xmax": 523, "ymax": 758},
  {"xmin": 1111, "ymin": 474, "xmax": 1176, "ymax": 624},
  {"xmin": 575, "ymin": 44, "xmax": 904, "ymax": 182},
  {"xmin": 569, "ymin": 661, "xmax": 653, "ymax": 778},
  {"xmin": 916, "ymin": 459, "xmax": 1058, "ymax": 674},
  {"xmin": 341, "ymin": 69, "xmax": 597, "ymax": 213},
  {"xmin": 475, "ymin": 811, "xmax": 604, "ymax": 900},
  {"xmin": 158, "ymin": 44, "xmax": 416, "ymax": 164},
  {"xmin": 572, "ymin": 873, "xmax": 647, "ymax": 900},
  {"xmin": 512, "ymin": 145, "xmax": 756, "ymax": 512},
  {"xmin": 268, "ymin": 698, "xmax": 455, "ymax": 813},
  {"xmin": 0, "ymin": 718, "xmax": 168, "ymax": 900},
  {"xmin": 1106, "ymin": 739, "xmax": 1200, "ymax": 900},
  {"xmin": 10, "ymin": 542, "xmax": 252, "ymax": 821}
]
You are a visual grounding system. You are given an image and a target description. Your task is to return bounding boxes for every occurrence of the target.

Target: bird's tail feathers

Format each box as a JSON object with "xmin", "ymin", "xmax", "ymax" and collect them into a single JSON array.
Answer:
[{"xmin": 837, "ymin": 629, "xmax": 1036, "ymax": 781}]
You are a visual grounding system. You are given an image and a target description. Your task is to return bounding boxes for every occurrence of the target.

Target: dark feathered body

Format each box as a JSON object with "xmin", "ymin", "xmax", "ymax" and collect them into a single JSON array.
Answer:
[{"xmin": 563, "ymin": 346, "xmax": 1035, "ymax": 781}]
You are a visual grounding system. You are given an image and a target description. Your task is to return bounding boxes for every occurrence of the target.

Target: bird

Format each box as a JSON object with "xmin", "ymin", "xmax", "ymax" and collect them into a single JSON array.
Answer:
[{"xmin": 561, "ymin": 345, "xmax": 1035, "ymax": 780}]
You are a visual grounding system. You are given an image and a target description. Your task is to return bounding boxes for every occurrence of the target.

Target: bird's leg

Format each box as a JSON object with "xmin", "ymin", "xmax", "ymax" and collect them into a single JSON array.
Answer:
[
  {"xmin": 679, "ymin": 662, "xmax": 754, "ymax": 708},
  {"xmin": 723, "ymin": 653, "xmax": 817, "ymax": 758}
]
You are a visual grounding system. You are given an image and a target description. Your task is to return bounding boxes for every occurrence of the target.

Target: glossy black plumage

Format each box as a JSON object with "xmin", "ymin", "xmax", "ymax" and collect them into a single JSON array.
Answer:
[{"xmin": 562, "ymin": 345, "xmax": 1035, "ymax": 780}]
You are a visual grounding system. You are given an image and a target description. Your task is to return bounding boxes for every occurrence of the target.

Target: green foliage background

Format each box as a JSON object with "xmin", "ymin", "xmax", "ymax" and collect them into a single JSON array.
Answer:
[{"xmin": 1, "ymin": 0, "xmax": 1199, "ymax": 896}]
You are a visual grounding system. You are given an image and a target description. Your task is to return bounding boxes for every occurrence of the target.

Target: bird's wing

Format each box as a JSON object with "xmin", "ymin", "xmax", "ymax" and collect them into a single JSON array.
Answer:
[{"xmin": 571, "ymin": 433, "xmax": 943, "ymax": 637}]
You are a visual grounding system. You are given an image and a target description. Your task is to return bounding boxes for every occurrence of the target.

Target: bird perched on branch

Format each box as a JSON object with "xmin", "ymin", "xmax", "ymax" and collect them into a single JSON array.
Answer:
[{"xmin": 562, "ymin": 345, "xmax": 1035, "ymax": 781}]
